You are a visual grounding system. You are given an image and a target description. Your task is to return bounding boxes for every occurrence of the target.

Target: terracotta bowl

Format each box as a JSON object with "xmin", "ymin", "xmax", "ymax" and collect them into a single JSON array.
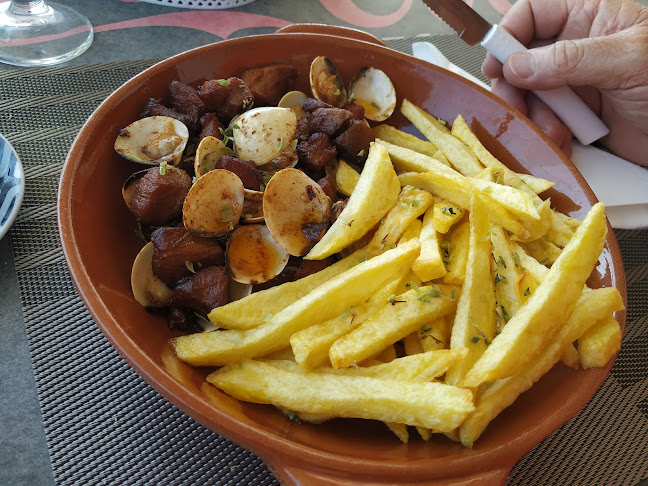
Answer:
[{"xmin": 58, "ymin": 25, "xmax": 626, "ymax": 485}]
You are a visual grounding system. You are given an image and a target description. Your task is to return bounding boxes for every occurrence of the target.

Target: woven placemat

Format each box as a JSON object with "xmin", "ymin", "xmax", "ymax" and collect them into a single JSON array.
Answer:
[{"xmin": 1, "ymin": 35, "xmax": 647, "ymax": 486}]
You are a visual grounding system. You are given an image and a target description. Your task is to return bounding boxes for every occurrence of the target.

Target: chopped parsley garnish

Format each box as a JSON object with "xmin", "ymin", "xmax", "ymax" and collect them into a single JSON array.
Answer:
[
  {"xmin": 284, "ymin": 410, "xmax": 302, "ymax": 423},
  {"xmin": 216, "ymin": 79, "xmax": 230, "ymax": 87},
  {"xmin": 220, "ymin": 205, "xmax": 234, "ymax": 223},
  {"xmin": 334, "ymin": 88, "xmax": 341, "ymax": 96},
  {"xmin": 348, "ymin": 92, "xmax": 356, "ymax": 102},
  {"xmin": 481, "ymin": 186, "xmax": 493, "ymax": 194},
  {"xmin": 371, "ymin": 102, "xmax": 380, "ymax": 110},
  {"xmin": 494, "ymin": 273, "xmax": 507, "ymax": 285},
  {"xmin": 276, "ymin": 138, "xmax": 283, "ymax": 151},
  {"xmin": 496, "ymin": 255, "xmax": 506, "ymax": 268},
  {"xmin": 524, "ymin": 287, "xmax": 531, "ymax": 296},
  {"xmin": 441, "ymin": 206, "xmax": 456, "ymax": 215},
  {"xmin": 134, "ymin": 228, "xmax": 147, "ymax": 242},
  {"xmin": 340, "ymin": 306, "xmax": 355, "ymax": 319},
  {"xmin": 513, "ymin": 252, "xmax": 521, "ymax": 267},
  {"xmin": 185, "ymin": 261, "xmax": 196, "ymax": 273},
  {"xmin": 500, "ymin": 305, "xmax": 511, "ymax": 322},
  {"xmin": 357, "ymin": 149, "xmax": 365, "ymax": 157},
  {"xmin": 540, "ymin": 258, "xmax": 550, "ymax": 265},
  {"xmin": 290, "ymin": 139, "xmax": 298, "ymax": 150},
  {"xmin": 263, "ymin": 313, "xmax": 274, "ymax": 321}
]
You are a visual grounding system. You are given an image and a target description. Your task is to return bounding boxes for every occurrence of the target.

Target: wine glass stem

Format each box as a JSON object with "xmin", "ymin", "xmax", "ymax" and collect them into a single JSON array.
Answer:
[{"xmin": 8, "ymin": 0, "xmax": 50, "ymax": 17}]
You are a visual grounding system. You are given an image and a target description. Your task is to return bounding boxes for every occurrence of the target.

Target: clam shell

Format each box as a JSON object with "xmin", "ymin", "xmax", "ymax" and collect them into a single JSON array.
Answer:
[
  {"xmin": 309, "ymin": 56, "xmax": 347, "ymax": 107},
  {"xmin": 263, "ymin": 168, "xmax": 331, "ymax": 256},
  {"xmin": 194, "ymin": 136, "xmax": 233, "ymax": 178},
  {"xmin": 348, "ymin": 67, "xmax": 396, "ymax": 121},
  {"xmin": 242, "ymin": 189, "xmax": 264, "ymax": 223},
  {"xmin": 131, "ymin": 241, "xmax": 173, "ymax": 308},
  {"xmin": 122, "ymin": 168, "xmax": 150, "ymax": 208},
  {"xmin": 278, "ymin": 90, "xmax": 308, "ymax": 118},
  {"xmin": 226, "ymin": 224, "xmax": 289, "ymax": 285},
  {"xmin": 182, "ymin": 169, "xmax": 245, "ymax": 236},
  {"xmin": 233, "ymin": 107, "xmax": 297, "ymax": 167},
  {"xmin": 115, "ymin": 116, "xmax": 189, "ymax": 166}
]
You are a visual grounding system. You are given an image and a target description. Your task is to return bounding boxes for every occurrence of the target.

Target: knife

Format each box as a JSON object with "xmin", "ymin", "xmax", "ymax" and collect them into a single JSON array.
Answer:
[{"xmin": 422, "ymin": 0, "xmax": 609, "ymax": 146}]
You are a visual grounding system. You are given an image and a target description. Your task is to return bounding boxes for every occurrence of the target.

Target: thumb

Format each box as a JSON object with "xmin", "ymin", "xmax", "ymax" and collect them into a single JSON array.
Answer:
[{"xmin": 502, "ymin": 28, "xmax": 647, "ymax": 90}]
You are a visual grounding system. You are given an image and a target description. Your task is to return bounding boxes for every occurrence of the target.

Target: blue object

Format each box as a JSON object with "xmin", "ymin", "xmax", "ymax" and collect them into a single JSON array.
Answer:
[{"xmin": 0, "ymin": 134, "xmax": 24, "ymax": 239}]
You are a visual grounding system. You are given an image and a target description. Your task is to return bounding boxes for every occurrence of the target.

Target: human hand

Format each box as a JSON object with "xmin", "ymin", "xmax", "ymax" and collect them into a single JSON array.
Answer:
[{"xmin": 482, "ymin": 0, "xmax": 648, "ymax": 166}]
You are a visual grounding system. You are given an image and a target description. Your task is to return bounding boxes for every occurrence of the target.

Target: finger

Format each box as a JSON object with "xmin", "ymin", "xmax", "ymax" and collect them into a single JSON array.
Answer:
[
  {"xmin": 491, "ymin": 78, "xmax": 528, "ymax": 116},
  {"xmin": 482, "ymin": 52, "xmax": 503, "ymax": 81},
  {"xmin": 502, "ymin": 27, "xmax": 648, "ymax": 90},
  {"xmin": 496, "ymin": 0, "xmax": 572, "ymax": 46},
  {"xmin": 526, "ymin": 94, "xmax": 573, "ymax": 156}
]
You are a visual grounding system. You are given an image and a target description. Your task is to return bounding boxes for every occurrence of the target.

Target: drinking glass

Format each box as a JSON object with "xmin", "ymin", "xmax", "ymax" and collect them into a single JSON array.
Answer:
[{"xmin": 0, "ymin": 0, "xmax": 93, "ymax": 67}]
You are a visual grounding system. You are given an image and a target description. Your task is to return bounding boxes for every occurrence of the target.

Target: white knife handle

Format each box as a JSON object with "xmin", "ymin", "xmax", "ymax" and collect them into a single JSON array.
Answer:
[{"xmin": 482, "ymin": 25, "xmax": 609, "ymax": 146}]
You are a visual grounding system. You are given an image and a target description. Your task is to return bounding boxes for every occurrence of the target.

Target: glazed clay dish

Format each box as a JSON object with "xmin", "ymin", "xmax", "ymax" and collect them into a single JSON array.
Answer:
[{"xmin": 58, "ymin": 25, "xmax": 626, "ymax": 485}]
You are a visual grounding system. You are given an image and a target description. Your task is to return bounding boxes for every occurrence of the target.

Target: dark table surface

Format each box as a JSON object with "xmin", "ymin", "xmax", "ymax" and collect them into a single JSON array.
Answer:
[{"xmin": 1, "ymin": 1, "xmax": 647, "ymax": 485}]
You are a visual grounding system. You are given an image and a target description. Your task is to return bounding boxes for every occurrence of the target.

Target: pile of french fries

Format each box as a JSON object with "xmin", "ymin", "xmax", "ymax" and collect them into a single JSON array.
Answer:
[{"xmin": 171, "ymin": 100, "xmax": 624, "ymax": 447}]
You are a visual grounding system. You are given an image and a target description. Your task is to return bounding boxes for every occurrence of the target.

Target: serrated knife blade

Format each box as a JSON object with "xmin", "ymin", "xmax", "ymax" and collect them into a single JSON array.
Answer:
[{"xmin": 421, "ymin": 0, "xmax": 609, "ymax": 146}]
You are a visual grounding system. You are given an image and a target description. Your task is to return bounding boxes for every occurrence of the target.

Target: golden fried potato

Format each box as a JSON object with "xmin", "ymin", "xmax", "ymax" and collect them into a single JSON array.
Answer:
[
  {"xmin": 173, "ymin": 239, "xmax": 421, "ymax": 366},
  {"xmin": 461, "ymin": 203, "xmax": 609, "ymax": 387},
  {"xmin": 443, "ymin": 220, "xmax": 470, "ymax": 285},
  {"xmin": 372, "ymin": 124, "xmax": 439, "ymax": 158},
  {"xmin": 578, "ymin": 315, "xmax": 622, "ymax": 369},
  {"xmin": 376, "ymin": 139, "xmax": 458, "ymax": 175},
  {"xmin": 208, "ymin": 359, "xmax": 475, "ymax": 432},
  {"xmin": 445, "ymin": 195, "xmax": 497, "ymax": 386},
  {"xmin": 412, "ymin": 207, "xmax": 447, "ymax": 281},
  {"xmin": 336, "ymin": 159, "xmax": 360, "ymax": 197},
  {"xmin": 432, "ymin": 200, "xmax": 465, "ymax": 234},
  {"xmin": 307, "ymin": 142, "xmax": 400, "ymax": 260},
  {"xmin": 401, "ymin": 99, "xmax": 484, "ymax": 176},
  {"xmin": 458, "ymin": 286, "xmax": 624, "ymax": 447},
  {"xmin": 329, "ymin": 284, "xmax": 459, "ymax": 369}
]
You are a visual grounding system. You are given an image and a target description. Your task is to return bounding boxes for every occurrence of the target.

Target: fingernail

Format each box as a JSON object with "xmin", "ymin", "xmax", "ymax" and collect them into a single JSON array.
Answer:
[{"xmin": 508, "ymin": 52, "xmax": 536, "ymax": 79}]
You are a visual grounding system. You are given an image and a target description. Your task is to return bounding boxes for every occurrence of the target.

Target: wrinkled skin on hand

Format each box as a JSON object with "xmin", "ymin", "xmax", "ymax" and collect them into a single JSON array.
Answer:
[{"xmin": 482, "ymin": 0, "xmax": 648, "ymax": 166}]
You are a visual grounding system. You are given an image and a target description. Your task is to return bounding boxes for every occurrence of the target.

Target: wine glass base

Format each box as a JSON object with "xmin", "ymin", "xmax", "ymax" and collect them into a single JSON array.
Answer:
[{"xmin": 0, "ymin": 2, "xmax": 93, "ymax": 67}]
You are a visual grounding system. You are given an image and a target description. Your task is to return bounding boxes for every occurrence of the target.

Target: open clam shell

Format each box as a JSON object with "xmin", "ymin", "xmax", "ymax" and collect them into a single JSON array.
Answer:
[
  {"xmin": 278, "ymin": 90, "xmax": 308, "ymax": 118},
  {"xmin": 131, "ymin": 241, "xmax": 173, "ymax": 308},
  {"xmin": 115, "ymin": 116, "xmax": 189, "ymax": 166},
  {"xmin": 194, "ymin": 136, "xmax": 233, "ymax": 178},
  {"xmin": 233, "ymin": 107, "xmax": 297, "ymax": 167},
  {"xmin": 242, "ymin": 189, "xmax": 264, "ymax": 223},
  {"xmin": 263, "ymin": 168, "xmax": 331, "ymax": 256},
  {"xmin": 226, "ymin": 224, "xmax": 290, "ymax": 285},
  {"xmin": 122, "ymin": 168, "xmax": 149, "ymax": 208},
  {"xmin": 309, "ymin": 56, "xmax": 347, "ymax": 107},
  {"xmin": 348, "ymin": 67, "xmax": 397, "ymax": 121},
  {"xmin": 182, "ymin": 169, "xmax": 245, "ymax": 237}
]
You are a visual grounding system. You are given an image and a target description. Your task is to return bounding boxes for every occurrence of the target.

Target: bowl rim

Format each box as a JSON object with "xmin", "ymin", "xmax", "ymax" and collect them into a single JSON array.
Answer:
[{"xmin": 58, "ymin": 30, "xmax": 627, "ymax": 483}]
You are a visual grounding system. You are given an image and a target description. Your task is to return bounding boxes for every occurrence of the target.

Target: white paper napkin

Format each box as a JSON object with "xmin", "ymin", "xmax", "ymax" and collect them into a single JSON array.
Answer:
[{"xmin": 411, "ymin": 41, "xmax": 648, "ymax": 229}]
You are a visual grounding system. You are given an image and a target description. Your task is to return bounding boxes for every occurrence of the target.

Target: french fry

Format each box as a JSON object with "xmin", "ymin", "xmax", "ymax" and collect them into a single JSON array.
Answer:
[
  {"xmin": 330, "ymin": 284, "xmax": 459, "ymax": 369},
  {"xmin": 372, "ymin": 124, "xmax": 439, "ymax": 158},
  {"xmin": 520, "ymin": 237, "xmax": 562, "ymax": 266},
  {"xmin": 401, "ymin": 99, "xmax": 484, "ymax": 176},
  {"xmin": 458, "ymin": 286, "xmax": 624, "ymax": 447},
  {"xmin": 518, "ymin": 173, "xmax": 555, "ymax": 194},
  {"xmin": 266, "ymin": 348, "xmax": 467, "ymax": 383},
  {"xmin": 432, "ymin": 200, "xmax": 465, "ymax": 234},
  {"xmin": 398, "ymin": 171, "xmax": 529, "ymax": 239},
  {"xmin": 578, "ymin": 315, "xmax": 622, "ymax": 369},
  {"xmin": 173, "ymin": 239, "xmax": 421, "ymax": 366},
  {"xmin": 209, "ymin": 248, "xmax": 374, "ymax": 330},
  {"xmin": 290, "ymin": 278, "xmax": 403, "ymax": 370},
  {"xmin": 376, "ymin": 139, "xmax": 458, "ymax": 176},
  {"xmin": 546, "ymin": 210, "xmax": 580, "ymax": 248},
  {"xmin": 412, "ymin": 207, "xmax": 447, "ymax": 281},
  {"xmin": 490, "ymin": 225, "xmax": 522, "ymax": 323},
  {"xmin": 366, "ymin": 185, "xmax": 432, "ymax": 254},
  {"xmin": 208, "ymin": 359, "xmax": 475, "ymax": 432},
  {"xmin": 403, "ymin": 331, "xmax": 424, "ymax": 355},
  {"xmin": 419, "ymin": 315, "xmax": 451, "ymax": 351},
  {"xmin": 399, "ymin": 217, "xmax": 422, "ymax": 243},
  {"xmin": 443, "ymin": 220, "xmax": 470, "ymax": 285},
  {"xmin": 307, "ymin": 142, "xmax": 400, "ymax": 260},
  {"xmin": 336, "ymin": 159, "xmax": 360, "ymax": 196},
  {"xmin": 461, "ymin": 203, "xmax": 608, "ymax": 387},
  {"xmin": 561, "ymin": 343, "xmax": 580, "ymax": 369},
  {"xmin": 467, "ymin": 177, "xmax": 540, "ymax": 222},
  {"xmin": 445, "ymin": 195, "xmax": 497, "ymax": 386}
]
